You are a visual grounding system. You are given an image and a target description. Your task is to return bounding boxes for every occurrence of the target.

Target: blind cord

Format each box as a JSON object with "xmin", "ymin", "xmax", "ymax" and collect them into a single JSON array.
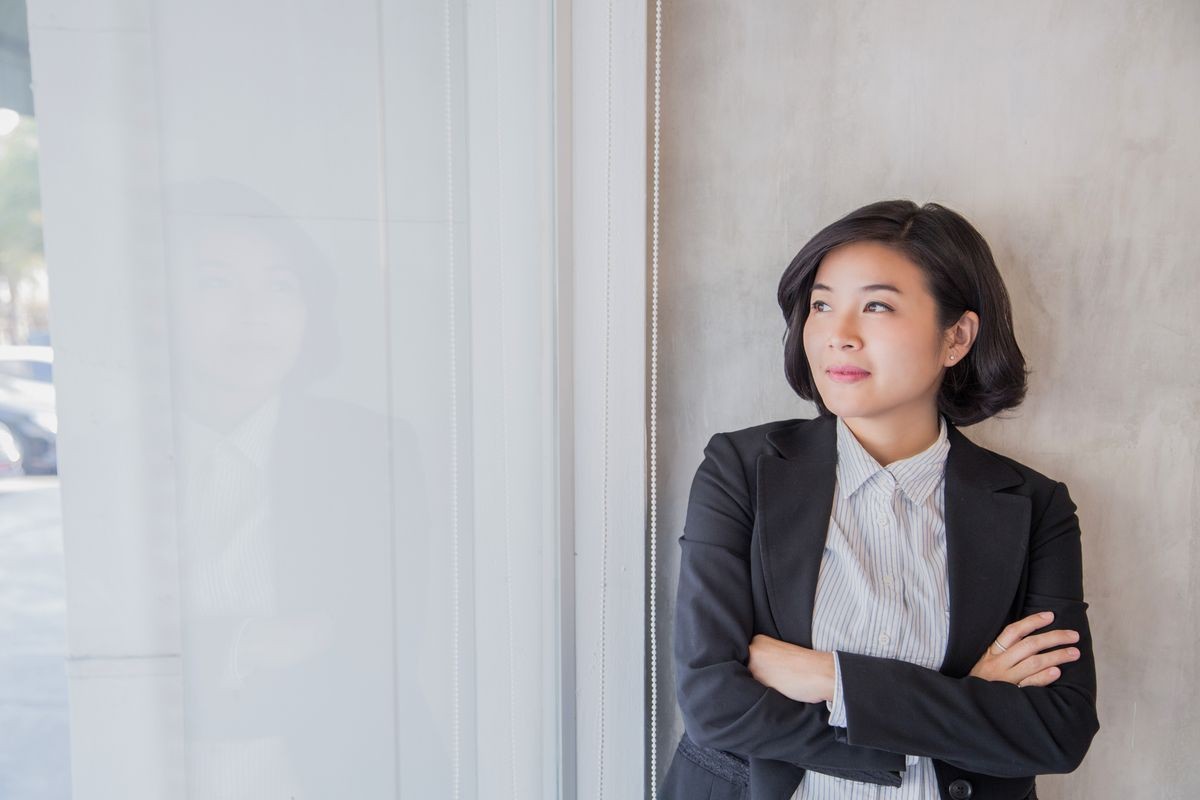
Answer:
[{"xmin": 648, "ymin": 0, "xmax": 664, "ymax": 794}]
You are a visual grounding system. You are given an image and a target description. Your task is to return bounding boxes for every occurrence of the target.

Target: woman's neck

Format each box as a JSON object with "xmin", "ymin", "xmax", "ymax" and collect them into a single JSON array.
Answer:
[{"xmin": 840, "ymin": 408, "xmax": 943, "ymax": 467}]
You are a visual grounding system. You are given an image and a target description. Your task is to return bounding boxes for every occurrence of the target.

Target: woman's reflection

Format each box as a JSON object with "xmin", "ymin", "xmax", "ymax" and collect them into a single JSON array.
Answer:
[{"xmin": 164, "ymin": 181, "xmax": 433, "ymax": 797}]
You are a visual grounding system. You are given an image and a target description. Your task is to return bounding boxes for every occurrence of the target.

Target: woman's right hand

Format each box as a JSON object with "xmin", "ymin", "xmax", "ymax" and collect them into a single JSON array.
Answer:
[{"xmin": 969, "ymin": 611, "xmax": 1081, "ymax": 688}]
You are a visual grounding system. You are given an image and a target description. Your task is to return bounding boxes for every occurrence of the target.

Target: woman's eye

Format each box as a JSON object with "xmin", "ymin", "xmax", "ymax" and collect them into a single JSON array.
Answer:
[{"xmin": 809, "ymin": 300, "xmax": 891, "ymax": 312}]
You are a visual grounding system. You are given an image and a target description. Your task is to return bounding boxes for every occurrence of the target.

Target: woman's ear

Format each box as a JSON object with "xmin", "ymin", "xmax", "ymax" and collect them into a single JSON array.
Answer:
[{"xmin": 945, "ymin": 311, "xmax": 980, "ymax": 361}]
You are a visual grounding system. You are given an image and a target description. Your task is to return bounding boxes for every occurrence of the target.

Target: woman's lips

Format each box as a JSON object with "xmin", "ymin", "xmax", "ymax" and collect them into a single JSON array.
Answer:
[{"xmin": 827, "ymin": 367, "xmax": 871, "ymax": 383}]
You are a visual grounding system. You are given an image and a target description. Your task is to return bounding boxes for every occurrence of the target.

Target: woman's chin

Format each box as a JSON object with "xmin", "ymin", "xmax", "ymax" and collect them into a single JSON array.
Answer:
[{"xmin": 818, "ymin": 391, "xmax": 870, "ymax": 418}]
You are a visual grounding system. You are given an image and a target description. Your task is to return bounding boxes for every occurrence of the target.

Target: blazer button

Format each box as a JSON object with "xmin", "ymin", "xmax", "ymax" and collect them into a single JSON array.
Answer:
[{"xmin": 948, "ymin": 778, "xmax": 973, "ymax": 799}]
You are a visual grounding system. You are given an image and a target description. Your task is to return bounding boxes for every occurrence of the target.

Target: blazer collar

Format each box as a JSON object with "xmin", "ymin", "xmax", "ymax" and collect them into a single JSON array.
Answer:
[{"xmin": 759, "ymin": 415, "xmax": 1030, "ymax": 677}]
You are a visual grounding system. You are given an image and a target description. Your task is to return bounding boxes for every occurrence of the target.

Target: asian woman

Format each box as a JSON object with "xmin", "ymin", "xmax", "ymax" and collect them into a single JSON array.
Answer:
[{"xmin": 660, "ymin": 200, "xmax": 1099, "ymax": 800}]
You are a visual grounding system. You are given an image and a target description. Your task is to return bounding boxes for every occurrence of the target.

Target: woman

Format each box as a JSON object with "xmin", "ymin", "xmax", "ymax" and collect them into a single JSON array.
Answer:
[{"xmin": 660, "ymin": 200, "xmax": 1099, "ymax": 800}]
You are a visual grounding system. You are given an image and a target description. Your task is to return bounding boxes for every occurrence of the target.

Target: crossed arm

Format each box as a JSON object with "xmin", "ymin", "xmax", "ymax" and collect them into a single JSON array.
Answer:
[
  {"xmin": 673, "ymin": 432, "xmax": 904, "ymax": 776},
  {"xmin": 674, "ymin": 433, "xmax": 1100, "ymax": 778},
  {"xmin": 675, "ymin": 532, "xmax": 906, "ymax": 776}
]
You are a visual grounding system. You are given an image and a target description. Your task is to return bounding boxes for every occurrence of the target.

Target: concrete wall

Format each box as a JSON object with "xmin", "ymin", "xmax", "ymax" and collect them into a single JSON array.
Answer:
[{"xmin": 653, "ymin": 2, "xmax": 1199, "ymax": 797}]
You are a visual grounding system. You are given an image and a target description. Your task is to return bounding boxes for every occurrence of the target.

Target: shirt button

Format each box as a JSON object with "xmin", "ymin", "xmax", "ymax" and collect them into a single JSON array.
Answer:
[
  {"xmin": 876, "ymin": 514, "xmax": 889, "ymax": 526},
  {"xmin": 882, "ymin": 575, "xmax": 894, "ymax": 587},
  {"xmin": 878, "ymin": 632, "xmax": 891, "ymax": 645}
]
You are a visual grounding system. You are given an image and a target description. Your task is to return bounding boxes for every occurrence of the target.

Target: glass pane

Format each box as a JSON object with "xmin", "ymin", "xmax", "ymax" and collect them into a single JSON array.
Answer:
[
  {"xmin": 24, "ymin": 0, "xmax": 562, "ymax": 797},
  {"xmin": 0, "ymin": 7, "xmax": 68, "ymax": 794}
]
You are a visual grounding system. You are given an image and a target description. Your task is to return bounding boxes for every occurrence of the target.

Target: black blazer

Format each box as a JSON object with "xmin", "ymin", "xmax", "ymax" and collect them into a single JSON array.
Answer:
[{"xmin": 660, "ymin": 414, "xmax": 1099, "ymax": 800}]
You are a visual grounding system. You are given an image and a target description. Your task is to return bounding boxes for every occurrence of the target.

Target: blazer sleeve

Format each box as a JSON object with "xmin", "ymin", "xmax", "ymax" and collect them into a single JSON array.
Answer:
[
  {"xmin": 829, "ymin": 479, "xmax": 1100, "ymax": 777},
  {"xmin": 674, "ymin": 432, "xmax": 906, "ymax": 775}
]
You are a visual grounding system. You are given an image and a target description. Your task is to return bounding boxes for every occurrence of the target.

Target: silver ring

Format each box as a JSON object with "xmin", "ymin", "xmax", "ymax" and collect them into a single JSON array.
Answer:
[{"xmin": 992, "ymin": 638, "xmax": 1008, "ymax": 653}]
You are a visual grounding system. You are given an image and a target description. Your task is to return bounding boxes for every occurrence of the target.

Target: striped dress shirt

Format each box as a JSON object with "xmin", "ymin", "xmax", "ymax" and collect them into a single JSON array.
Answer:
[{"xmin": 792, "ymin": 413, "xmax": 951, "ymax": 800}]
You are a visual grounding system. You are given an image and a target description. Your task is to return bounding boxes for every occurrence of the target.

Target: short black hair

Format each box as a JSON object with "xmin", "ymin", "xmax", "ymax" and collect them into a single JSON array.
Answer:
[{"xmin": 777, "ymin": 199, "xmax": 1028, "ymax": 426}]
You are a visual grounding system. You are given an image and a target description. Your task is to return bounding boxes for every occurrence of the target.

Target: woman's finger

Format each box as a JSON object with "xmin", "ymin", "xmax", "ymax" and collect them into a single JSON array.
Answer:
[
  {"xmin": 997, "ymin": 627, "xmax": 1080, "ymax": 667},
  {"xmin": 1007, "ymin": 645, "xmax": 1081, "ymax": 685},
  {"xmin": 1017, "ymin": 666, "xmax": 1061, "ymax": 688},
  {"xmin": 995, "ymin": 611, "xmax": 1055, "ymax": 650}
]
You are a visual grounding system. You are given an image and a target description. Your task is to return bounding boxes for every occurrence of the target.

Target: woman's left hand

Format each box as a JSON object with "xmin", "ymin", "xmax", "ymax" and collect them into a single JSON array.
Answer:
[{"xmin": 747, "ymin": 634, "xmax": 836, "ymax": 704}]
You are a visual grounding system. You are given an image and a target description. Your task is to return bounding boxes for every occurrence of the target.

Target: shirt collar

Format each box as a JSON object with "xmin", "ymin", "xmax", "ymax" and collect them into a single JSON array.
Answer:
[
  {"xmin": 176, "ymin": 393, "xmax": 281, "ymax": 472},
  {"xmin": 835, "ymin": 413, "xmax": 950, "ymax": 505}
]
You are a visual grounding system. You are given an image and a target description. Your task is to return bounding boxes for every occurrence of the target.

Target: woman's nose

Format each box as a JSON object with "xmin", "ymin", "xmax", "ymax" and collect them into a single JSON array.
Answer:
[{"xmin": 828, "ymin": 320, "xmax": 861, "ymax": 349}]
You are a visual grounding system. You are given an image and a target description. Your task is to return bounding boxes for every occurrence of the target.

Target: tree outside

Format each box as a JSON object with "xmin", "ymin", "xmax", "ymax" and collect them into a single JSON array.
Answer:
[{"xmin": 0, "ymin": 110, "xmax": 49, "ymax": 345}]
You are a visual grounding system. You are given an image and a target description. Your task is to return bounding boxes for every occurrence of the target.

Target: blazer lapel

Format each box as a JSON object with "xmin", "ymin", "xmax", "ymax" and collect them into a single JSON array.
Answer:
[
  {"xmin": 758, "ymin": 416, "xmax": 1030, "ymax": 677},
  {"xmin": 940, "ymin": 423, "xmax": 1029, "ymax": 675},
  {"xmin": 758, "ymin": 416, "xmax": 837, "ymax": 649}
]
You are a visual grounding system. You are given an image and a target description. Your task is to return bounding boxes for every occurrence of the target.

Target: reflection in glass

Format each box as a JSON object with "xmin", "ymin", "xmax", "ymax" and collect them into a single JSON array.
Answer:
[
  {"xmin": 26, "ymin": 0, "xmax": 562, "ymax": 794},
  {"xmin": 165, "ymin": 182, "xmax": 433, "ymax": 796}
]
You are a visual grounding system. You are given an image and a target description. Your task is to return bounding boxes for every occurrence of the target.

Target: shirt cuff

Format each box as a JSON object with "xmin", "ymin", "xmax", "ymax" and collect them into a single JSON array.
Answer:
[{"xmin": 825, "ymin": 650, "xmax": 847, "ymax": 727}]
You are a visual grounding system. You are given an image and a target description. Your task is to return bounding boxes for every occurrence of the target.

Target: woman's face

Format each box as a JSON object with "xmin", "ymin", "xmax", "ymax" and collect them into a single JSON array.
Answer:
[
  {"xmin": 802, "ymin": 240, "xmax": 954, "ymax": 423},
  {"xmin": 171, "ymin": 224, "xmax": 308, "ymax": 394}
]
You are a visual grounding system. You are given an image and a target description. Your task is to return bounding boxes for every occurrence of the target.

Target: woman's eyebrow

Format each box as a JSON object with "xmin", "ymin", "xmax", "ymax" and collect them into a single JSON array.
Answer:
[{"xmin": 811, "ymin": 282, "xmax": 903, "ymax": 294}]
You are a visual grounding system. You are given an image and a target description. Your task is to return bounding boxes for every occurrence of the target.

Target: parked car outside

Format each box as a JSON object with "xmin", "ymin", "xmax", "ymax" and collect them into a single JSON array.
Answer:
[
  {"xmin": 0, "ymin": 421, "xmax": 23, "ymax": 477},
  {"xmin": 0, "ymin": 345, "xmax": 57, "ymax": 475}
]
